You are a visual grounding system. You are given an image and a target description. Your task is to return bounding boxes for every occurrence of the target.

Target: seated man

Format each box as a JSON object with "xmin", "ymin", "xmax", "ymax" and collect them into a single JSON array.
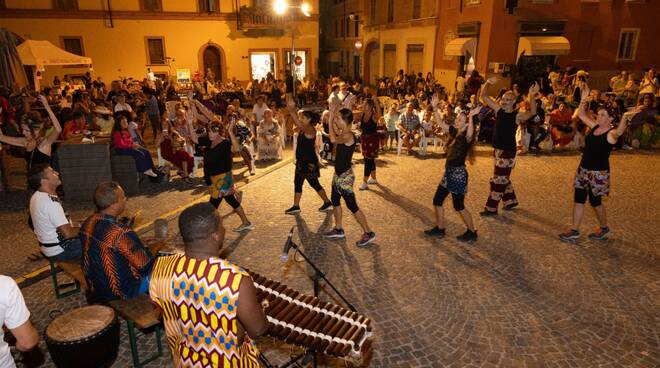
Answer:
[
  {"xmin": 397, "ymin": 102, "xmax": 421, "ymax": 155},
  {"xmin": 1, "ymin": 275, "xmax": 39, "ymax": 368},
  {"xmin": 28, "ymin": 164, "xmax": 81, "ymax": 261},
  {"xmin": 150, "ymin": 203, "xmax": 268, "ymax": 367},
  {"xmin": 80, "ymin": 181, "xmax": 154, "ymax": 302}
]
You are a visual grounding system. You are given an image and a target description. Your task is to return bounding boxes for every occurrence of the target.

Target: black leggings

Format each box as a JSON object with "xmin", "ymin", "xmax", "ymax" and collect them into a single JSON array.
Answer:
[
  {"xmin": 294, "ymin": 173, "xmax": 323, "ymax": 193},
  {"xmin": 364, "ymin": 157, "xmax": 376, "ymax": 178},
  {"xmin": 331, "ymin": 185, "xmax": 360, "ymax": 213},
  {"xmin": 433, "ymin": 184, "xmax": 465, "ymax": 211},
  {"xmin": 574, "ymin": 187, "xmax": 602, "ymax": 207},
  {"xmin": 210, "ymin": 194, "xmax": 241, "ymax": 209}
]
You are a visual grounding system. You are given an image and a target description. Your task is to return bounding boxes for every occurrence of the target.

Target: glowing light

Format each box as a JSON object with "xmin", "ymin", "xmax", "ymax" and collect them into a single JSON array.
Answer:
[
  {"xmin": 301, "ymin": 3, "xmax": 311, "ymax": 17},
  {"xmin": 273, "ymin": 0, "xmax": 288, "ymax": 15}
]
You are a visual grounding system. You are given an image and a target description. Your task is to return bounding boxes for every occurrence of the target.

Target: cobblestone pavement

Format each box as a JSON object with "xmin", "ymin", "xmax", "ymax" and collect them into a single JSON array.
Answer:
[{"xmin": 6, "ymin": 146, "xmax": 660, "ymax": 367}]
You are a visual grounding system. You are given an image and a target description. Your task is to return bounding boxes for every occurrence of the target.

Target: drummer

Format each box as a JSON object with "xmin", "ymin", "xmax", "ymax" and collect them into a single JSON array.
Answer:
[
  {"xmin": 80, "ymin": 181, "xmax": 154, "ymax": 302},
  {"xmin": 0, "ymin": 275, "xmax": 39, "ymax": 367},
  {"xmin": 149, "ymin": 203, "xmax": 267, "ymax": 366}
]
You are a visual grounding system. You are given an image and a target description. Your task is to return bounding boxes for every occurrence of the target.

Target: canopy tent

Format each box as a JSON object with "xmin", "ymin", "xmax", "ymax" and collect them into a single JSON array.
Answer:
[
  {"xmin": 517, "ymin": 36, "xmax": 570, "ymax": 61},
  {"xmin": 0, "ymin": 29, "xmax": 28, "ymax": 89},
  {"xmin": 17, "ymin": 40, "xmax": 92, "ymax": 90},
  {"xmin": 444, "ymin": 37, "xmax": 477, "ymax": 57}
]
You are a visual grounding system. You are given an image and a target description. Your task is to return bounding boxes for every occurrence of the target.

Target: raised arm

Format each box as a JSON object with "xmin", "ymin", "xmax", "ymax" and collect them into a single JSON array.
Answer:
[
  {"xmin": 0, "ymin": 129, "xmax": 27, "ymax": 147},
  {"xmin": 372, "ymin": 95, "xmax": 382, "ymax": 120},
  {"xmin": 39, "ymin": 95, "xmax": 62, "ymax": 146},
  {"xmin": 517, "ymin": 83, "xmax": 540, "ymax": 122},
  {"xmin": 577, "ymin": 84, "xmax": 598, "ymax": 129},
  {"xmin": 285, "ymin": 94, "xmax": 303, "ymax": 130},
  {"xmin": 466, "ymin": 106, "xmax": 480, "ymax": 143},
  {"xmin": 226, "ymin": 120, "xmax": 242, "ymax": 153},
  {"xmin": 481, "ymin": 77, "xmax": 501, "ymax": 112},
  {"xmin": 609, "ymin": 108, "xmax": 636, "ymax": 144}
]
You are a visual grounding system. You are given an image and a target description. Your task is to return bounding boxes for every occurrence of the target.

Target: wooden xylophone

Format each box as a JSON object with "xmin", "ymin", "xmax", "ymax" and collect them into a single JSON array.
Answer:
[{"xmin": 248, "ymin": 270, "xmax": 373, "ymax": 363}]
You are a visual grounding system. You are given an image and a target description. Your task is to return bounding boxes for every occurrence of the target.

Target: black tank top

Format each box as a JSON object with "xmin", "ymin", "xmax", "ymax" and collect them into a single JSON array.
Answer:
[
  {"xmin": 445, "ymin": 127, "xmax": 470, "ymax": 167},
  {"xmin": 580, "ymin": 128, "xmax": 613, "ymax": 171},
  {"xmin": 25, "ymin": 147, "xmax": 51, "ymax": 169},
  {"xmin": 296, "ymin": 132, "xmax": 318, "ymax": 163},
  {"xmin": 204, "ymin": 139, "xmax": 232, "ymax": 176},
  {"xmin": 360, "ymin": 119, "xmax": 378, "ymax": 135},
  {"xmin": 492, "ymin": 109, "xmax": 518, "ymax": 151},
  {"xmin": 334, "ymin": 140, "xmax": 355, "ymax": 175}
]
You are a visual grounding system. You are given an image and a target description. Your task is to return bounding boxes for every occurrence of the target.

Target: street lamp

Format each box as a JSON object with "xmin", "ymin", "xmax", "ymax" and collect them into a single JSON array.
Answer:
[{"xmin": 272, "ymin": 0, "xmax": 311, "ymax": 105}]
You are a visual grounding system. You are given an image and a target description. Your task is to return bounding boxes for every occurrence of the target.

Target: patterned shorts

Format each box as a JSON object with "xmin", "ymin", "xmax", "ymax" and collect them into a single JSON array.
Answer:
[
  {"xmin": 574, "ymin": 166, "xmax": 610, "ymax": 197},
  {"xmin": 208, "ymin": 172, "xmax": 236, "ymax": 199},
  {"xmin": 332, "ymin": 170, "xmax": 355, "ymax": 196},
  {"xmin": 441, "ymin": 166, "xmax": 468, "ymax": 195}
]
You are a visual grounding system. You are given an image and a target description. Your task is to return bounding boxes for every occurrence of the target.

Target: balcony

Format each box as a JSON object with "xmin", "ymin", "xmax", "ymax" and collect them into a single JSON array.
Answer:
[{"xmin": 239, "ymin": 6, "xmax": 288, "ymax": 29}]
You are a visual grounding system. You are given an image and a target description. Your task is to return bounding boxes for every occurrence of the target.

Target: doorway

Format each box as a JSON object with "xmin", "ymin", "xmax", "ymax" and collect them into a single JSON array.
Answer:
[{"xmin": 203, "ymin": 45, "xmax": 222, "ymax": 82}]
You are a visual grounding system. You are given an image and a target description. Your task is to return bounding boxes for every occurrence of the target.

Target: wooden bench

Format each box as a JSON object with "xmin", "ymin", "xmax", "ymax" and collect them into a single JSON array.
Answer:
[
  {"xmin": 50, "ymin": 239, "xmax": 167, "ymax": 367},
  {"xmin": 47, "ymin": 258, "xmax": 82, "ymax": 299}
]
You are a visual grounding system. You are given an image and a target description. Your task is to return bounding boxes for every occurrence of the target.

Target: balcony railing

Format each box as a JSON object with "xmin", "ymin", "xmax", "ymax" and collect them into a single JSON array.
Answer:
[{"xmin": 239, "ymin": 6, "xmax": 287, "ymax": 29}]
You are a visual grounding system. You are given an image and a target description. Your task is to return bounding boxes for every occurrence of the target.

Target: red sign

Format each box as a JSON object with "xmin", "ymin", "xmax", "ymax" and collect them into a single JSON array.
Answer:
[
  {"xmin": 294, "ymin": 55, "xmax": 303, "ymax": 66},
  {"xmin": 354, "ymin": 41, "xmax": 363, "ymax": 50}
]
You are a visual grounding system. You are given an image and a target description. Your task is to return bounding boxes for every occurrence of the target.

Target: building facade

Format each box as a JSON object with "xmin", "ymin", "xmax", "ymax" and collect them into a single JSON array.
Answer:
[
  {"xmin": 0, "ymin": 0, "xmax": 319, "ymax": 86},
  {"xmin": 434, "ymin": 0, "xmax": 660, "ymax": 92},
  {"xmin": 319, "ymin": 0, "xmax": 364, "ymax": 80}
]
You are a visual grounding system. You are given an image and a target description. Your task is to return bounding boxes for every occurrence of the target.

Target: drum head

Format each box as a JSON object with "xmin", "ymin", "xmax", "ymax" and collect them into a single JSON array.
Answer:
[{"xmin": 46, "ymin": 305, "xmax": 116, "ymax": 342}]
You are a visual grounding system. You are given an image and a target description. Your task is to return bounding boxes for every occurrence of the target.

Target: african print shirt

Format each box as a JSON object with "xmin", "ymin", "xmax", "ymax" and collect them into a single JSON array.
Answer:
[
  {"xmin": 80, "ymin": 214, "xmax": 154, "ymax": 302},
  {"xmin": 149, "ymin": 254, "xmax": 260, "ymax": 368}
]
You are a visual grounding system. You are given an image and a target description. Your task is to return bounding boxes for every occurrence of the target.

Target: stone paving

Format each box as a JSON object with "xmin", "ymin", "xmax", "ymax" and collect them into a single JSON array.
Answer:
[{"xmin": 3, "ymin": 145, "xmax": 660, "ymax": 367}]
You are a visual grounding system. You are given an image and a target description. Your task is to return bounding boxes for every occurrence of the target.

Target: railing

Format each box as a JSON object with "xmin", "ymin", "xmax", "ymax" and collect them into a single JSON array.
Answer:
[{"xmin": 239, "ymin": 6, "xmax": 301, "ymax": 29}]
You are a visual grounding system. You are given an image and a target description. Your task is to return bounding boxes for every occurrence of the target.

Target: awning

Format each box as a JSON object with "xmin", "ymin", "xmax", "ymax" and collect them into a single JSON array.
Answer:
[
  {"xmin": 17, "ymin": 40, "xmax": 92, "ymax": 69},
  {"xmin": 444, "ymin": 37, "xmax": 476, "ymax": 57},
  {"xmin": 517, "ymin": 36, "xmax": 570, "ymax": 58}
]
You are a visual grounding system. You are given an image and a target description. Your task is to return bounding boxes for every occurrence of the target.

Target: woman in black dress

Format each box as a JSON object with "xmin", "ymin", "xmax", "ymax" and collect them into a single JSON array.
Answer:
[
  {"xmin": 559, "ymin": 84, "xmax": 631, "ymax": 242},
  {"xmin": 284, "ymin": 95, "xmax": 332, "ymax": 214},
  {"xmin": 324, "ymin": 97, "xmax": 375, "ymax": 247},
  {"xmin": 190, "ymin": 118, "xmax": 253, "ymax": 232}
]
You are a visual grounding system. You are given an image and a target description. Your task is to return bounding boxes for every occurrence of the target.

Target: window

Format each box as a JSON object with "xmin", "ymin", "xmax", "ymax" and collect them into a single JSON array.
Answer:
[
  {"xmin": 617, "ymin": 29, "xmax": 639, "ymax": 61},
  {"xmin": 145, "ymin": 37, "xmax": 166, "ymax": 65},
  {"xmin": 465, "ymin": 0, "xmax": 480, "ymax": 5},
  {"xmin": 340, "ymin": 17, "xmax": 345, "ymax": 37},
  {"xmin": 387, "ymin": 0, "xmax": 394, "ymax": 23},
  {"xmin": 370, "ymin": 0, "xmax": 376, "ymax": 25},
  {"xmin": 141, "ymin": 0, "xmax": 162, "ymax": 11},
  {"xmin": 62, "ymin": 37, "xmax": 84, "ymax": 56},
  {"xmin": 346, "ymin": 17, "xmax": 351, "ymax": 37},
  {"xmin": 354, "ymin": 15, "xmax": 359, "ymax": 37},
  {"xmin": 412, "ymin": 0, "xmax": 421, "ymax": 19},
  {"xmin": 53, "ymin": 0, "xmax": 78, "ymax": 10},
  {"xmin": 198, "ymin": 0, "xmax": 219, "ymax": 12},
  {"xmin": 335, "ymin": 19, "xmax": 339, "ymax": 38}
]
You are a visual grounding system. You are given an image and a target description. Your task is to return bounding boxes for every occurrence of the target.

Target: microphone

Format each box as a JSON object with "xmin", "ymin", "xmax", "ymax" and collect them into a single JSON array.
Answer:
[{"xmin": 280, "ymin": 226, "xmax": 296, "ymax": 263}]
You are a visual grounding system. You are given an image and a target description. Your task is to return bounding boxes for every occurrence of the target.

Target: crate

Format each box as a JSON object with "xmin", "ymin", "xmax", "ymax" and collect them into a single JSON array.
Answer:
[
  {"xmin": 57, "ymin": 143, "xmax": 112, "ymax": 201},
  {"xmin": 111, "ymin": 155, "xmax": 139, "ymax": 196}
]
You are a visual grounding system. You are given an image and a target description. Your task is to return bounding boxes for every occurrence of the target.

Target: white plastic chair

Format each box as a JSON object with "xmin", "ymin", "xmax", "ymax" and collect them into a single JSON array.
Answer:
[
  {"xmin": 419, "ymin": 130, "xmax": 438, "ymax": 156},
  {"xmin": 396, "ymin": 128, "xmax": 404, "ymax": 155},
  {"xmin": 156, "ymin": 147, "xmax": 165, "ymax": 167}
]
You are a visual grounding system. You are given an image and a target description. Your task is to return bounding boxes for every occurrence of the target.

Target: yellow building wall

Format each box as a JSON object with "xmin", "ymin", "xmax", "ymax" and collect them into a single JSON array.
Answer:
[
  {"xmin": 162, "ymin": 0, "xmax": 197, "ymax": 12},
  {"xmin": 362, "ymin": 25, "xmax": 437, "ymax": 79},
  {"xmin": 0, "ymin": 17, "xmax": 319, "ymax": 86},
  {"xmin": 5, "ymin": 0, "xmax": 52, "ymax": 9},
  {"xmin": 77, "ymin": 0, "xmax": 105, "ymax": 11}
]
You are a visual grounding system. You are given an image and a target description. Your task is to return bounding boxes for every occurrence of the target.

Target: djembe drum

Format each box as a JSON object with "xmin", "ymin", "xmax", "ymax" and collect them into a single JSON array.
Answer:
[{"xmin": 45, "ymin": 305, "xmax": 120, "ymax": 368}]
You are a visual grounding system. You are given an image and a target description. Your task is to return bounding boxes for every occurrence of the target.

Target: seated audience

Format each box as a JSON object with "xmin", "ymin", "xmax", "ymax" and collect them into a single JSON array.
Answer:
[
  {"xmin": 80, "ymin": 181, "xmax": 154, "ymax": 302},
  {"xmin": 111, "ymin": 114, "xmax": 158, "ymax": 178},
  {"xmin": 549, "ymin": 103, "xmax": 576, "ymax": 148},
  {"xmin": 256, "ymin": 109, "xmax": 283, "ymax": 161},
  {"xmin": 28, "ymin": 164, "xmax": 82, "ymax": 261},
  {"xmin": 159, "ymin": 122, "xmax": 194, "ymax": 183}
]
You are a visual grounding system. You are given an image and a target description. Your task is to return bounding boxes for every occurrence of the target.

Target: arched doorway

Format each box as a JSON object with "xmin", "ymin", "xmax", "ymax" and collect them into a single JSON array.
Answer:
[
  {"xmin": 363, "ymin": 41, "xmax": 379, "ymax": 87},
  {"xmin": 201, "ymin": 45, "xmax": 223, "ymax": 82}
]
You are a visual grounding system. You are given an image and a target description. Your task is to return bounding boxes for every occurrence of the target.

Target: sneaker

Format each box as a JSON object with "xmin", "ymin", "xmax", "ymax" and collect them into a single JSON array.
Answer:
[
  {"xmin": 588, "ymin": 227, "xmax": 610, "ymax": 240},
  {"xmin": 503, "ymin": 202, "xmax": 519, "ymax": 211},
  {"xmin": 479, "ymin": 210, "xmax": 498, "ymax": 217},
  {"xmin": 233, "ymin": 222, "xmax": 253, "ymax": 232},
  {"xmin": 423, "ymin": 226, "xmax": 446, "ymax": 237},
  {"xmin": 318, "ymin": 202, "xmax": 333, "ymax": 212},
  {"xmin": 359, "ymin": 183, "xmax": 369, "ymax": 191},
  {"xmin": 622, "ymin": 144, "xmax": 633, "ymax": 151},
  {"xmin": 284, "ymin": 205, "xmax": 301, "ymax": 215},
  {"xmin": 323, "ymin": 228, "xmax": 346, "ymax": 239},
  {"xmin": 356, "ymin": 232, "xmax": 376, "ymax": 247},
  {"xmin": 367, "ymin": 178, "xmax": 377, "ymax": 185},
  {"xmin": 250, "ymin": 168, "xmax": 256, "ymax": 176},
  {"xmin": 559, "ymin": 229, "xmax": 580, "ymax": 242},
  {"xmin": 456, "ymin": 229, "xmax": 478, "ymax": 243}
]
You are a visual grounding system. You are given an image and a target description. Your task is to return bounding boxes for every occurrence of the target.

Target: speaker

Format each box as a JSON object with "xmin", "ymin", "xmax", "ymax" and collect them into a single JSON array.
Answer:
[{"xmin": 506, "ymin": 0, "xmax": 518, "ymax": 14}]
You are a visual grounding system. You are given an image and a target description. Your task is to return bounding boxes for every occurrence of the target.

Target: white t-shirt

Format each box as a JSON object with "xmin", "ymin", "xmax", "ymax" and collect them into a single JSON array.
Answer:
[
  {"xmin": 114, "ymin": 102, "xmax": 133, "ymax": 113},
  {"xmin": 0, "ymin": 275, "xmax": 31, "ymax": 368},
  {"xmin": 29, "ymin": 191, "xmax": 68, "ymax": 257},
  {"xmin": 252, "ymin": 103, "xmax": 268, "ymax": 124}
]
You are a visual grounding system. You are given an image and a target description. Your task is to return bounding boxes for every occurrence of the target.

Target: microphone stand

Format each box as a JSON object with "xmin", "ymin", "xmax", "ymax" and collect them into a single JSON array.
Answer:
[{"xmin": 279, "ymin": 240, "xmax": 357, "ymax": 368}]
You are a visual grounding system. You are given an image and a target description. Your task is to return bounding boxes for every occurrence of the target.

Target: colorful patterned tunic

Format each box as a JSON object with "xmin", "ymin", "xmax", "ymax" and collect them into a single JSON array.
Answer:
[{"xmin": 149, "ymin": 255, "xmax": 260, "ymax": 368}]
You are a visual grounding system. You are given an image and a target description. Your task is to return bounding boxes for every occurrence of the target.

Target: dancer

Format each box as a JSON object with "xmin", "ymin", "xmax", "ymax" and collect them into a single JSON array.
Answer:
[
  {"xmin": 559, "ymin": 84, "xmax": 632, "ymax": 242},
  {"xmin": 358, "ymin": 97, "xmax": 381, "ymax": 190},
  {"xmin": 284, "ymin": 95, "xmax": 332, "ymax": 214},
  {"xmin": 480, "ymin": 78, "xmax": 540, "ymax": 216},
  {"xmin": 424, "ymin": 95, "xmax": 479, "ymax": 242},
  {"xmin": 190, "ymin": 120, "xmax": 253, "ymax": 232},
  {"xmin": 324, "ymin": 98, "xmax": 376, "ymax": 247}
]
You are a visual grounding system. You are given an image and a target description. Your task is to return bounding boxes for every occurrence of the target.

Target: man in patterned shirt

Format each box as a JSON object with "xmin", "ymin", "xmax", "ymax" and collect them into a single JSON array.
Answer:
[
  {"xmin": 80, "ymin": 181, "xmax": 154, "ymax": 302},
  {"xmin": 150, "ymin": 203, "xmax": 267, "ymax": 367},
  {"xmin": 397, "ymin": 102, "xmax": 421, "ymax": 155}
]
